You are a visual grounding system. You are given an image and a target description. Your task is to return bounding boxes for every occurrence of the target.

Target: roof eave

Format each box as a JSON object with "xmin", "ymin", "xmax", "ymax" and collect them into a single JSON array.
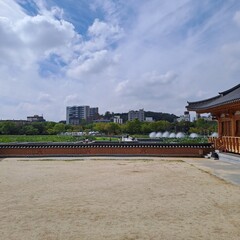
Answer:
[{"xmin": 186, "ymin": 99, "xmax": 240, "ymax": 113}]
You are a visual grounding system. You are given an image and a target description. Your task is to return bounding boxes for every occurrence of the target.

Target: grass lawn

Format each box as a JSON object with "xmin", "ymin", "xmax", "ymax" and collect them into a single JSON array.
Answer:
[
  {"xmin": 0, "ymin": 135, "xmax": 78, "ymax": 143},
  {"xmin": 0, "ymin": 135, "xmax": 208, "ymax": 143}
]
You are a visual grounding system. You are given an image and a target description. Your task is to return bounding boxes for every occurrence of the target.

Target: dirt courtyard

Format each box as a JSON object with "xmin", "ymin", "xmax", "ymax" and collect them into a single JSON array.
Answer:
[{"xmin": 0, "ymin": 157, "xmax": 240, "ymax": 240}]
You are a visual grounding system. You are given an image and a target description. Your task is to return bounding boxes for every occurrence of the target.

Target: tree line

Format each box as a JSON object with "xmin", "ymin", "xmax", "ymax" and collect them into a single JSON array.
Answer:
[
  {"xmin": 102, "ymin": 111, "xmax": 178, "ymax": 122},
  {"xmin": 0, "ymin": 118, "xmax": 217, "ymax": 136}
]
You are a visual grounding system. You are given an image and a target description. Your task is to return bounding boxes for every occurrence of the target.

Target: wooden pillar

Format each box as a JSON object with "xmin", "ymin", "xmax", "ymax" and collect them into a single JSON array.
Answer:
[
  {"xmin": 232, "ymin": 112, "xmax": 239, "ymax": 137},
  {"xmin": 230, "ymin": 112, "xmax": 235, "ymax": 137},
  {"xmin": 235, "ymin": 112, "xmax": 240, "ymax": 137},
  {"xmin": 217, "ymin": 116, "xmax": 222, "ymax": 137}
]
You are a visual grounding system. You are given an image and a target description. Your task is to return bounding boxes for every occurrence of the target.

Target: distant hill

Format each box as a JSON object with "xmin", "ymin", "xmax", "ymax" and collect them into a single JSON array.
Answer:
[
  {"xmin": 111, "ymin": 111, "xmax": 178, "ymax": 123},
  {"xmin": 144, "ymin": 111, "xmax": 178, "ymax": 122}
]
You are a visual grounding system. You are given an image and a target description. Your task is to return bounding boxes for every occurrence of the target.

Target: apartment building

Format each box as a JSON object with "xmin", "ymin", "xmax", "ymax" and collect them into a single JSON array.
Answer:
[
  {"xmin": 66, "ymin": 106, "xmax": 99, "ymax": 124},
  {"xmin": 128, "ymin": 109, "xmax": 145, "ymax": 122},
  {"xmin": 27, "ymin": 115, "xmax": 46, "ymax": 122},
  {"xmin": 89, "ymin": 107, "xmax": 99, "ymax": 121}
]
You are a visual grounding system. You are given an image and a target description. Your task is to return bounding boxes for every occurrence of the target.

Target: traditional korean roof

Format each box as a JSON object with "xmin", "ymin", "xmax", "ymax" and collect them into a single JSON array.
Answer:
[{"xmin": 186, "ymin": 84, "xmax": 240, "ymax": 112}]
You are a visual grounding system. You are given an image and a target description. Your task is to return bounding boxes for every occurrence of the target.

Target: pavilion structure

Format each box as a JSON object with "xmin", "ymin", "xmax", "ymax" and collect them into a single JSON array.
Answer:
[{"xmin": 186, "ymin": 84, "xmax": 240, "ymax": 154}]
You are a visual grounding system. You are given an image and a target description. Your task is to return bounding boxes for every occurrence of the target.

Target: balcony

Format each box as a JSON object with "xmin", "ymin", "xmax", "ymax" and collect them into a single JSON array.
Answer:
[{"xmin": 209, "ymin": 136, "xmax": 240, "ymax": 154}]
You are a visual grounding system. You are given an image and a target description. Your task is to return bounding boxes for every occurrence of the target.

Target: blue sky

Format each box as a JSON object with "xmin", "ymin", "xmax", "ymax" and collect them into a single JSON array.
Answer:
[{"xmin": 1, "ymin": 0, "xmax": 240, "ymax": 121}]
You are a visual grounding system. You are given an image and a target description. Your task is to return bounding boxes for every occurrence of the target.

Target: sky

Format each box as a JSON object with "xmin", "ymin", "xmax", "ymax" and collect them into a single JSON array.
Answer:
[{"xmin": 1, "ymin": 0, "xmax": 240, "ymax": 121}]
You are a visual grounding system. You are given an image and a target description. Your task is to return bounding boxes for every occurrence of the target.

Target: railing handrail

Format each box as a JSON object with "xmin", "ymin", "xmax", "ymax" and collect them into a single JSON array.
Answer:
[
  {"xmin": 209, "ymin": 136, "xmax": 240, "ymax": 154},
  {"xmin": 222, "ymin": 136, "xmax": 240, "ymax": 139},
  {"xmin": 209, "ymin": 136, "xmax": 240, "ymax": 139}
]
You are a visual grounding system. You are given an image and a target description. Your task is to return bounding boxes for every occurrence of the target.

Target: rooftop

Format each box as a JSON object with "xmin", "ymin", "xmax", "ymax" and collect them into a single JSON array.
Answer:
[{"xmin": 186, "ymin": 84, "xmax": 240, "ymax": 112}]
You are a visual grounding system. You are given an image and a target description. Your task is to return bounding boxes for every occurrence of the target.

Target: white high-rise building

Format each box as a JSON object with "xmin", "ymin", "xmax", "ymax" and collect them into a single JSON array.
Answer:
[{"xmin": 113, "ymin": 116, "xmax": 123, "ymax": 124}]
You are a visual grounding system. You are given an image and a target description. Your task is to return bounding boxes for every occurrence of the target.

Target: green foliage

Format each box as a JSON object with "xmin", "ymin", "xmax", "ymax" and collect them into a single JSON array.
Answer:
[
  {"xmin": 189, "ymin": 119, "xmax": 217, "ymax": 135},
  {"xmin": 149, "ymin": 120, "xmax": 171, "ymax": 132},
  {"xmin": 174, "ymin": 121, "xmax": 192, "ymax": 133},
  {"xmin": 31, "ymin": 122, "xmax": 46, "ymax": 134},
  {"xmin": 52, "ymin": 123, "xmax": 66, "ymax": 134},
  {"xmin": 141, "ymin": 123, "xmax": 152, "ymax": 134},
  {"xmin": 0, "ymin": 134, "xmax": 209, "ymax": 144},
  {"xmin": 160, "ymin": 137, "xmax": 208, "ymax": 144},
  {"xmin": 0, "ymin": 122, "xmax": 19, "ymax": 134},
  {"xmin": 0, "ymin": 135, "xmax": 77, "ymax": 143},
  {"xmin": 103, "ymin": 111, "xmax": 114, "ymax": 120},
  {"xmin": 93, "ymin": 123, "xmax": 107, "ymax": 134},
  {"xmin": 124, "ymin": 119, "xmax": 142, "ymax": 134},
  {"xmin": 21, "ymin": 125, "xmax": 39, "ymax": 135},
  {"xmin": 105, "ymin": 122, "xmax": 121, "ymax": 135},
  {"xmin": 0, "ymin": 117, "xmax": 217, "ymax": 143},
  {"xmin": 93, "ymin": 122, "xmax": 121, "ymax": 135}
]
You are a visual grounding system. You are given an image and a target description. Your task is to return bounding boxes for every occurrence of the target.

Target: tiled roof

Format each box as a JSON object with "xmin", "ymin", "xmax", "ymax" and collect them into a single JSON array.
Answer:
[{"xmin": 186, "ymin": 84, "xmax": 240, "ymax": 111}]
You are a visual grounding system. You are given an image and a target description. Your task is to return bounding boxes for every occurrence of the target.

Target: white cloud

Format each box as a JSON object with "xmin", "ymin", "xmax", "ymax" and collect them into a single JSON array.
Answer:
[
  {"xmin": 67, "ymin": 49, "xmax": 119, "ymax": 79},
  {"xmin": 115, "ymin": 80, "xmax": 129, "ymax": 94},
  {"xmin": 0, "ymin": 0, "xmax": 81, "ymax": 120},
  {"xmin": 38, "ymin": 92, "xmax": 54, "ymax": 103},
  {"xmin": 144, "ymin": 71, "xmax": 178, "ymax": 85},
  {"xmin": 0, "ymin": 0, "xmax": 25, "ymax": 21},
  {"xmin": 88, "ymin": 19, "xmax": 121, "ymax": 37},
  {"xmin": 78, "ymin": 19, "xmax": 124, "ymax": 54},
  {"xmin": 1, "ymin": 0, "xmax": 240, "ymax": 121},
  {"xmin": 90, "ymin": 0, "xmax": 120, "ymax": 23},
  {"xmin": 15, "ymin": 15, "xmax": 77, "ymax": 60},
  {"xmin": 233, "ymin": 11, "xmax": 240, "ymax": 25},
  {"xmin": 115, "ymin": 70, "xmax": 178, "ymax": 101},
  {"xmin": 0, "ymin": 10, "xmax": 79, "ymax": 71},
  {"xmin": 64, "ymin": 94, "xmax": 83, "ymax": 106}
]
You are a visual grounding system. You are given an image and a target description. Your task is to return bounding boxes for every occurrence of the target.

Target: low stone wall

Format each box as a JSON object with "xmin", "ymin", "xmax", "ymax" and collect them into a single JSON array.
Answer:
[{"xmin": 0, "ymin": 142, "xmax": 213, "ymax": 157}]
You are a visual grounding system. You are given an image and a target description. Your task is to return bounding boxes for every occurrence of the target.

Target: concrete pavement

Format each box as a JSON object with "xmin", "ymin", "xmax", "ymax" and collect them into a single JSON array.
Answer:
[{"xmin": 185, "ymin": 158, "xmax": 240, "ymax": 185}]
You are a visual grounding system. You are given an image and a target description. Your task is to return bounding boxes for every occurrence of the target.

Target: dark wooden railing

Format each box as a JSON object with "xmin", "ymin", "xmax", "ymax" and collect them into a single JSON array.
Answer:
[{"xmin": 209, "ymin": 136, "xmax": 240, "ymax": 154}]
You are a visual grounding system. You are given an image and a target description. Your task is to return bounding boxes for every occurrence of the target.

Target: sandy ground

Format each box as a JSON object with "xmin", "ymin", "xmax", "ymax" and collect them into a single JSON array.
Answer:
[{"xmin": 0, "ymin": 157, "xmax": 240, "ymax": 240}]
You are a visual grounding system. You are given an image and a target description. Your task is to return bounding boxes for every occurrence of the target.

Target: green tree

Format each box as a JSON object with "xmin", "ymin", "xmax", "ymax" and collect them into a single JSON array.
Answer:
[
  {"xmin": 125, "ymin": 119, "xmax": 142, "ymax": 134},
  {"xmin": 52, "ymin": 123, "xmax": 66, "ymax": 134},
  {"xmin": 189, "ymin": 119, "xmax": 217, "ymax": 135},
  {"xmin": 71, "ymin": 125, "xmax": 83, "ymax": 132},
  {"xmin": 104, "ymin": 111, "xmax": 114, "ymax": 120},
  {"xmin": 93, "ymin": 123, "xmax": 107, "ymax": 134},
  {"xmin": 32, "ymin": 122, "xmax": 46, "ymax": 134},
  {"xmin": 104, "ymin": 123, "xmax": 121, "ymax": 135},
  {"xmin": 45, "ymin": 122, "xmax": 57, "ymax": 135},
  {"xmin": 0, "ymin": 122, "xmax": 18, "ymax": 134},
  {"xmin": 175, "ymin": 121, "xmax": 191, "ymax": 133},
  {"xmin": 149, "ymin": 120, "xmax": 171, "ymax": 132},
  {"xmin": 22, "ymin": 125, "xmax": 39, "ymax": 135},
  {"xmin": 141, "ymin": 122, "xmax": 152, "ymax": 134}
]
